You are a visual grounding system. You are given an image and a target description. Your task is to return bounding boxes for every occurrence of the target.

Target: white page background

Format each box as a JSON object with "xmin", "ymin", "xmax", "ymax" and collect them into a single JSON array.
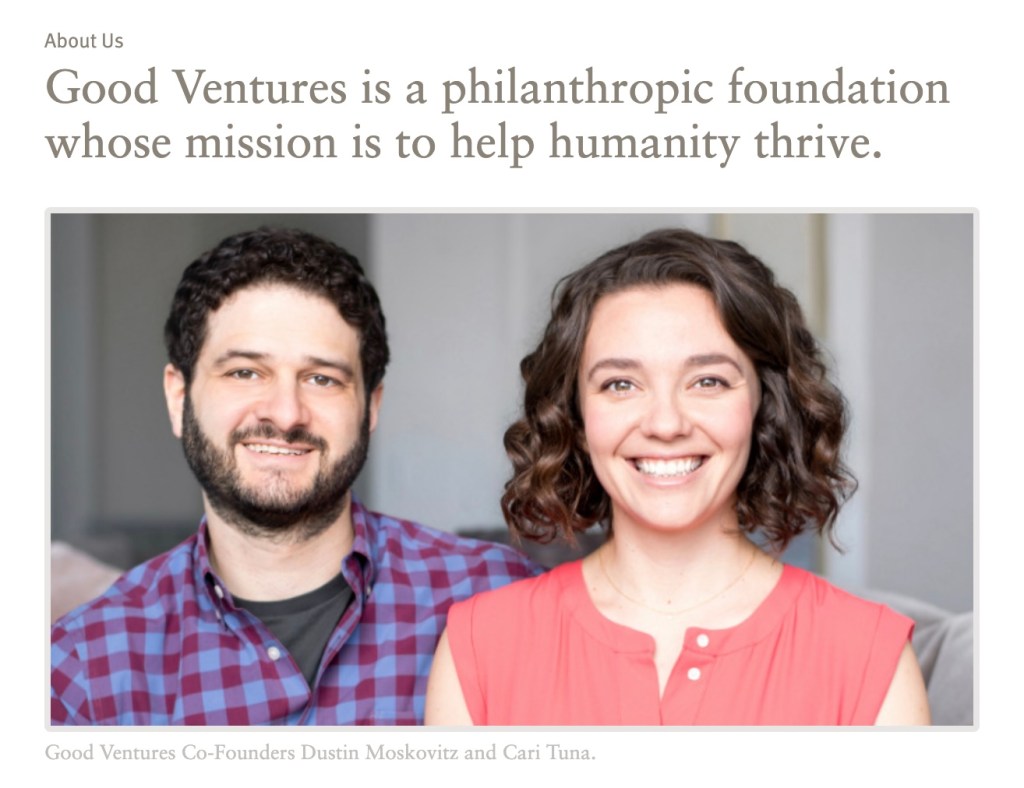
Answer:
[{"xmin": 10, "ymin": 1, "xmax": 1010, "ymax": 783}]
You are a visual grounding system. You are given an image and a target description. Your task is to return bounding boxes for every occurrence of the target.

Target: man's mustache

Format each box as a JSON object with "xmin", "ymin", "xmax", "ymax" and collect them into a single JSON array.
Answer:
[{"xmin": 229, "ymin": 423, "xmax": 328, "ymax": 451}]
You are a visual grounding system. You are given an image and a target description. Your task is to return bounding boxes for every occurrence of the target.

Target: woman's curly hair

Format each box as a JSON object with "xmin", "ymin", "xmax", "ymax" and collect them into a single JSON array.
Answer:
[{"xmin": 501, "ymin": 228, "xmax": 855, "ymax": 552}]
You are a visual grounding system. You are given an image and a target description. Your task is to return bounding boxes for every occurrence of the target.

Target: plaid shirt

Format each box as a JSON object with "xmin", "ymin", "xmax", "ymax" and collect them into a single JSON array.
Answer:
[{"xmin": 51, "ymin": 499, "xmax": 537, "ymax": 725}]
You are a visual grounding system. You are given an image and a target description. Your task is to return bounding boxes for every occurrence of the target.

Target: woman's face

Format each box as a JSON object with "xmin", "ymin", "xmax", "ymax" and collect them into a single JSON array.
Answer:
[{"xmin": 578, "ymin": 284, "xmax": 760, "ymax": 537}]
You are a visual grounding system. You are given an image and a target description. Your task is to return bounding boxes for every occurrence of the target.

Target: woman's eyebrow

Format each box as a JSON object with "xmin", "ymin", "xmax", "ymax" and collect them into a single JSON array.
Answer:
[
  {"xmin": 585, "ymin": 357, "xmax": 641, "ymax": 382},
  {"xmin": 685, "ymin": 353, "xmax": 744, "ymax": 372},
  {"xmin": 585, "ymin": 353, "xmax": 745, "ymax": 382}
]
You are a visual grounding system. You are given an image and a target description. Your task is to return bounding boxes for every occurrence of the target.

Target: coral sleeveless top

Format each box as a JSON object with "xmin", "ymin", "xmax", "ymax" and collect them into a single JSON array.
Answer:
[{"xmin": 446, "ymin": 561, "xmax": 912, "ymax": 725}]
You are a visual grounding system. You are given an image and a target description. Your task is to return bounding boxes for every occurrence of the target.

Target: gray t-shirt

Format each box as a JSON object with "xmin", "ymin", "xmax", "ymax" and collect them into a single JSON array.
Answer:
[{"xmin": 235, "ymin": 574, "xmax": 353, "ymax": 687}]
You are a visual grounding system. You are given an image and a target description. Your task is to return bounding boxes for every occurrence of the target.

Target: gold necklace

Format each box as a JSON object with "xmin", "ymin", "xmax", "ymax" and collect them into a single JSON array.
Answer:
[{"xmin": 597, "ymin": 545, "xmax": 758, "ymax": 616}]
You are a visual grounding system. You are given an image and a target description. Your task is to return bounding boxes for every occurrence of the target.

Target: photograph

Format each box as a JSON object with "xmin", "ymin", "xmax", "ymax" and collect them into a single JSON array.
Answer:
[{"xmin": 49, "ymin": 212, "xmax": 973, "ymax": 727}]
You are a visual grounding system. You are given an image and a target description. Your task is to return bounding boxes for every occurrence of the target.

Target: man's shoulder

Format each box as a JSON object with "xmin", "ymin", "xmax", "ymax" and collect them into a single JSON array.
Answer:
[
  {"xmin": 451, "ymin": 559, "xmax": 568, "ymax": 618},
  {"xmin": 361, "ymin": 507, "xmax": 540, "ymax": 591},
  {"xmin": 50, "ymin": 534, "xmax": 209, "ymax": 725},
  {"xmin": 52, "ymin": 535, "xmax": 199, "ymax": 636}
]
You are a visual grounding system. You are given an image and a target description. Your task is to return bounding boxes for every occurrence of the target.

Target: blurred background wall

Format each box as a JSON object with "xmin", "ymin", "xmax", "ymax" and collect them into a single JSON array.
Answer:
[{"xmin": 49, "ymin": 212, "xmax": 973, "ymax": 611}]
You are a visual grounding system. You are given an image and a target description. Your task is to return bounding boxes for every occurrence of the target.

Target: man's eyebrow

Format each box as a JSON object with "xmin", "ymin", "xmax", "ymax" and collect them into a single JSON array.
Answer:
[
  {"xmin": 305, "ymin": 356, "xmax": 356, "ymax": 381},
  {"xmin": 211, "ymin": 350, "xmax": 356, "ymax": 381},
  {"xmin": 212, "ymin": 350, "xmax": 268, "ymax": 366}
]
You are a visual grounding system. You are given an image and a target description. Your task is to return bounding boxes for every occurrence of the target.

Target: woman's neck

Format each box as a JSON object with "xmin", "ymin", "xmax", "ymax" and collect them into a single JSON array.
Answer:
[{"xmin": 596, "ymin": 524, "xmax": 760, "ymax": 614}]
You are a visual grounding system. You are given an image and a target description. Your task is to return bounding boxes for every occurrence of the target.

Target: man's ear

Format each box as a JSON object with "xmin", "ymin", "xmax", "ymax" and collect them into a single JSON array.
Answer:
[
  {"xmin": 164, "ymin": 364, "xmax": 187, "ymax": 438},
  {"xmin": 367, "ymin": 384, "xmax": 383, "ymax": 434}
]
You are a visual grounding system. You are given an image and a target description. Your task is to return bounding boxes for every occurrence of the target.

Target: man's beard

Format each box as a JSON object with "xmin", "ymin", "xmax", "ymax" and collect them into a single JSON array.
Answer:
[{"xmin": 180, "ymin": 396, "xmax": 370, "ymax": 542}]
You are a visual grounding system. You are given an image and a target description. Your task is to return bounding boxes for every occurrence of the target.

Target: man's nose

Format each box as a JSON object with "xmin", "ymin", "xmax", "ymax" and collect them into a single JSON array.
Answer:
[{"xmin": 254, "ymin": 379, "xmax": 310, "ymax": 431}]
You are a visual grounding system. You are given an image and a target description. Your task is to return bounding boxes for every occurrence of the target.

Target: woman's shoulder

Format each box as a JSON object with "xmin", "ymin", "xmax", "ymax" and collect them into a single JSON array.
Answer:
[
  {"xmin": 445, "ymin": 560, "xmax": 589, "ymax": 671},
  {"xmin": 774, "ymin": 565, "xmax": 915, "ymax": 652},
  {"xmin": 789, "ymin": 566, "xmax": 910, "ymax": 617}
]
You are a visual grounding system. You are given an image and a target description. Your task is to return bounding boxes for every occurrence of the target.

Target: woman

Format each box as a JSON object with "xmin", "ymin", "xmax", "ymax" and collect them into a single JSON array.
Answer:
[{"xmin": 426, "ymin": 228, "xmax": 930, "ymax": 725}]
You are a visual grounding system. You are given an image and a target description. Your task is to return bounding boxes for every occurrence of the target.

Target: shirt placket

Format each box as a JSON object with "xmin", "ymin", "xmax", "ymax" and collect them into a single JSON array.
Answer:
[
  {"xmin": 203, "ymin": 572, "xmax": 311, "ymax": 723},
  {"xmin": 662, "ymin": 629, "xmax": 717, "ymax": 724},
  {"xmin": 296, "ymin": 551, "xmax": 371, "ymax": 723}
]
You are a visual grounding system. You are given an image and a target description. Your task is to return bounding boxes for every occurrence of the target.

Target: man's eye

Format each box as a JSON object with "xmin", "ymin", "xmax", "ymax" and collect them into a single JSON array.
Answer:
[
  {"xmin": 309, "ymin": 374, "xmax": 339, "ymax": 387},
  {"xmin": 229, "ymin": 369, "xmax": 258, "ymax": 380}
]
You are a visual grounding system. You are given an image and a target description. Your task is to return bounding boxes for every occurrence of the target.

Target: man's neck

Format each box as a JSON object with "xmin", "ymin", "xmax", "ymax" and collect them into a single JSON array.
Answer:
[{"xmin": 203, "ymin": 495, "xmax": 356, "ymax": 602}]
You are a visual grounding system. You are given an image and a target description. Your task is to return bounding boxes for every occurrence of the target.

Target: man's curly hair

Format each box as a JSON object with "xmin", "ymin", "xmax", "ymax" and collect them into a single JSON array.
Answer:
[
  {"xmin": 164, "ymin": 227, "xmax": 388, "ymax": 395},
  {"xmin": 501, "ymin": 228, "xmax": 854, "ymax": 553}
]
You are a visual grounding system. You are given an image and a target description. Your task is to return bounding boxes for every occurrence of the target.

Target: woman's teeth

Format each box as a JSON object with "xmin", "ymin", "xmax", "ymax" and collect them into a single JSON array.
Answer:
[{"xmin": 634, "ymin": 457, "xmax": 704, "ymax": 477}]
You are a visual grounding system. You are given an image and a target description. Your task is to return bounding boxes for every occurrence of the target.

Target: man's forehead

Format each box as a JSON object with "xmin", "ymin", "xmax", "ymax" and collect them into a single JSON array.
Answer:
[
  {"xmin": 210, "ymin": 282, "xmax": 338, "ymax": 315},
  {"xmin": 199, "ymin": 283, "xmax": 360, "ymax": 362}
]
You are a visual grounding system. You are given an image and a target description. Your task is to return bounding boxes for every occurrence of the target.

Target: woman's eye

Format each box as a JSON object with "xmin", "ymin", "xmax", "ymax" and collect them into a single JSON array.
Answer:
[
  {"xmin": 693, "ymin": 376, "xmax": 727, "ymax": 390},
  {"xmin": 603, "ymin": 379, "xmax": 635, "ymax": 394}
]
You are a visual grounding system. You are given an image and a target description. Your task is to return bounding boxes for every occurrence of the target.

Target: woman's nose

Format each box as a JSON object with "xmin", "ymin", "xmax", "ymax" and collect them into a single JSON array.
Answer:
[{"xmin": 640, "ymin": 390, "xmax": 692, "ymax": 439}]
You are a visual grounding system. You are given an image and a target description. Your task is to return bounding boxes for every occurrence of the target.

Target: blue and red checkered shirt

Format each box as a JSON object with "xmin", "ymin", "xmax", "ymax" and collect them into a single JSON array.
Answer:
[{"xmin": 51, "ymin": 499, "xmax": 537, "ymax": 725}]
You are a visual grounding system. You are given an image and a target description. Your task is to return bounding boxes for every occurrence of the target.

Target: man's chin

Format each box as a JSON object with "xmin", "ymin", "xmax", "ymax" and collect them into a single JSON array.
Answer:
[
  {"xmin": 207, "ymin": 490, "xmax": 350, "ymax": 540},
  {"xmin": 238, "ymin": 474, "xmax": 317, "ymax": 505},
  {"xmin": 181, "ymin": 393, "xmax": 370, "ymax": 541}
]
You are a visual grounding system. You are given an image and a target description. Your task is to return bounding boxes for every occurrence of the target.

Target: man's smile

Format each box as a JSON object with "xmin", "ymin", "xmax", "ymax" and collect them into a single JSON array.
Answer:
[{"xmin": 241, "ymin": 442, "xmax": 314, "ymax": 457}]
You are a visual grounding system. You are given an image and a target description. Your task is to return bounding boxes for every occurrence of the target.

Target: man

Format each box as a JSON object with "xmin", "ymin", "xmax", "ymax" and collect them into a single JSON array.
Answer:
[{"xmin": 50, "ymin": 227, "xmax": 537, "ymax": 725}]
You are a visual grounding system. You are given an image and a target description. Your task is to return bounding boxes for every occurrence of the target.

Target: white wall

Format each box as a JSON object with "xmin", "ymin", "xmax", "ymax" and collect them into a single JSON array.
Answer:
[
  {"xmin": 366, "ymin": 214, "xmax": 712, "ymax": 530},
  {"xmin": 50, "ymin": 214, "xmax": 370, "ymax": 555},
  {"xmin": 825, "ymin": 214, "xmax": 973, "ymax": 611}
]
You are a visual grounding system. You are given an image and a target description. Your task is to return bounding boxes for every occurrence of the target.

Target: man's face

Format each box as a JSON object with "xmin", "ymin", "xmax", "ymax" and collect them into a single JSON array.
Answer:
[{"xmin": 164, "ymin": 284, "xmax": 382, "ymax": 540}]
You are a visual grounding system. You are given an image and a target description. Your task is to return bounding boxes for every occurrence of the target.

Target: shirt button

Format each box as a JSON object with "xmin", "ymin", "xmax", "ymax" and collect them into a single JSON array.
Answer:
[
  {"xmin": 213, "ymin": 585, "xmax": 225, "ymax": 599},
  {"xmin": 267, "ymin": 646, "xmax": 282, "ymax": 661},
  {"xmin": 687, "ymin": 667, "xmax": 701, "ymax": 681},
  {"xmin": 696, "ymin": 634, "xmax": 710, "ymax": 648}
]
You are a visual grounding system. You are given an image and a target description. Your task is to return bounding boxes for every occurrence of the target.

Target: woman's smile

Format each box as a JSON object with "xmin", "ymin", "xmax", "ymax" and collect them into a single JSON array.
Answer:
[{"xmin": 632, "ymin": 456, "xmax": 705, "ymax": 478}]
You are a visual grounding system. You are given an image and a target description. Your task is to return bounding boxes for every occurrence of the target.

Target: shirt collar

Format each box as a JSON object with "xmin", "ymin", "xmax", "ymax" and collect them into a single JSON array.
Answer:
[
  {"xmin": 193, "ymin": 518, "xmax": 237, "ymax": 614},
  {"xmin": 348, "ymin": 496, "xmax": 380, "ymax": 593},
  {"xmin": 192, "ymin": 496, "xmax": 382, "ymax": 612}
]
